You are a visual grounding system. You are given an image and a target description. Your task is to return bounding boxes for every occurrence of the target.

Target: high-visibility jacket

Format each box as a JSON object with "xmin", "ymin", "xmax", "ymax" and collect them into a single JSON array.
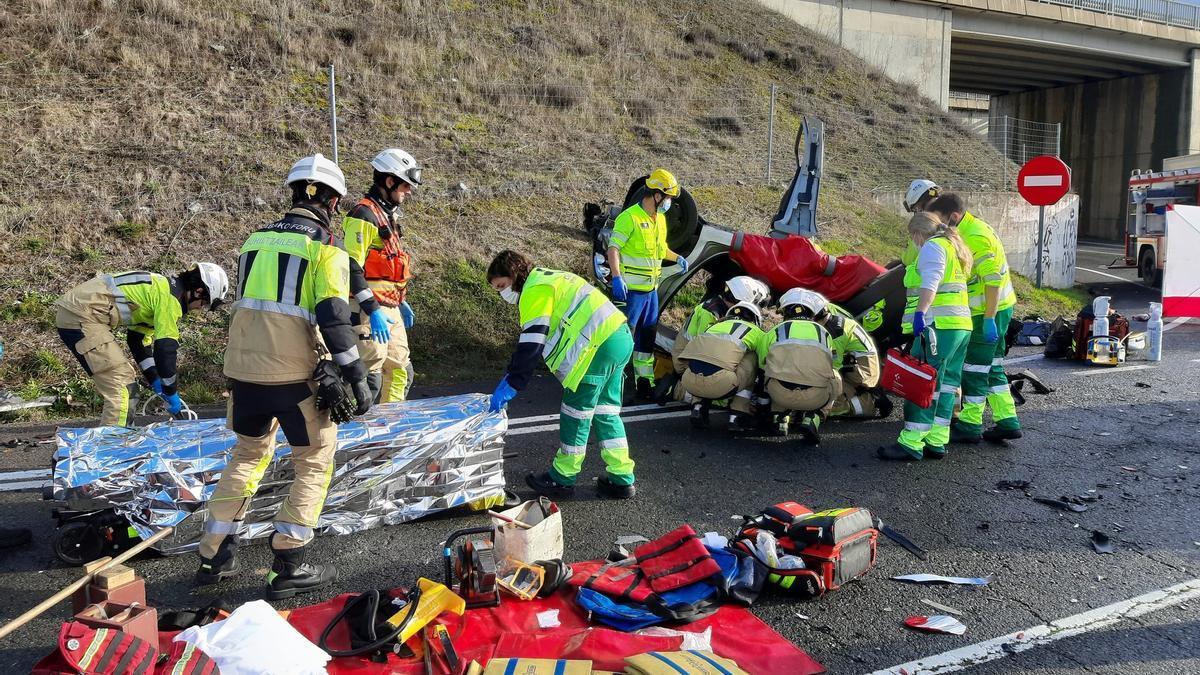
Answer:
[
  {"xmin": 957, "ymin": 212, "xmax": 1016, "ymax": 316},
  {"xmin": 55, "ymin": 271, "xmax": 184, "ymax": 393},
  {"xmin": 342, "ymin": 192, "xmax": 413, "ymax": 307},
  {"xmin": 681, "ymin": 319, "xmax": 766, "ymax": 371},
  {"xmin": 506, "ymin": 268, "xmax": 625, "ymax": 392},
  {"xmin": 761, "ymin": 319, "xmax": 834, "ymax": 385},
  {"xmin": 610, "ymin": 203, "xmax": 669, "ymax": 292},
  {"xmin": 902, "ymin": 236, "xmax": 972, "ymax": 333},
  {"xmin": 824, "ymin": 310, "xmax": 877, "ymax": 370},
  {"xmin": 225, "ymin": 206, "xmax": 365, "ymax": 385}
]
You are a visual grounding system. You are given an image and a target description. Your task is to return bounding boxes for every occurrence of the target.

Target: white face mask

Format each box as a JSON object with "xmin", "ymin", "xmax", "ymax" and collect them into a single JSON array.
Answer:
[
  {"xmin": 499, "ymin": 285, "xmax": 520, "ymax": 305},
  {"xmin": 657, "ymin": 198, "xmax": 672, "ymax": 214}
]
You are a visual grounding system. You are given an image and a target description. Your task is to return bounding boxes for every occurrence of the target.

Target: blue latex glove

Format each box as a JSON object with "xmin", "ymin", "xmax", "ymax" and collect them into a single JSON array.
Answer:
[
  {"xmin": 368, "ymin": 309, "xmax": 395, "ymax": 344},
  {"xmin": 150, "ymin": 379, "xmax": 164, "ymax": 396},
  {"xmin": 399, "ymin": 301, "xmax": 415, "ymax": 329},
  {"xmin": 489, "ymin": 377, "xmax": 518, "ymax": 413},
  {"xmin": 912, "ymin": 311, "xmax": 927, "ymax": 337},
  {"xmin": 982, "ymin": 316, "xmax": 999, "ymax": 344},
  {"xmin": 611, "ymin": 276, "xmax": 628, "ymax": 302},
  {"xmin": 593, "ymin": 254, "xmax": 608, "ymax": 282},
  {"xmin": 163, "ymin": 392, "xmax": 183, "ymax": 416},
  {"xmin": 675, "ymin": 256, "xmax": 689, "ymax": 274}
]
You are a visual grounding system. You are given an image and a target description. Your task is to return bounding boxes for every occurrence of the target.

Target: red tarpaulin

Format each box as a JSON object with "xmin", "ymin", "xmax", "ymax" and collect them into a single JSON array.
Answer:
[
  {"xmin": 282, "ymin": 589, "xmax": 824, "ymax": 675},
  {"xmin": 730, "ymin": 233, "xmax": 885, "ymax": 302}
]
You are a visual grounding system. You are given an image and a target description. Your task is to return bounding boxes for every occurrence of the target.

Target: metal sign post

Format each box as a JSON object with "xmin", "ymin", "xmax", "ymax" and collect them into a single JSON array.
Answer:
[
  {"xmin": 328, "ymin": 64, "xmax": 338, "ymax": 163},
  {"xmin": 1017, "ymin": 155, "xmax": 1072, "ymax": 289},
  {"xmin": 1036, "ymin": 205, "xmax": 1045, "ymax": 288}
]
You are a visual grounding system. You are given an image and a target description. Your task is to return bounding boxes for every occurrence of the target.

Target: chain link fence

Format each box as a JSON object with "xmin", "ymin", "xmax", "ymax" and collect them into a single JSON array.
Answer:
[{"xmin": 987, "ymin": 114, "xmax": 1063, "ymax": 189}]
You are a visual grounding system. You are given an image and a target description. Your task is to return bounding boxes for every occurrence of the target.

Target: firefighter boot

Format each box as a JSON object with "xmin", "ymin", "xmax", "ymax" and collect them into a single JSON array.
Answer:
[
  {"xmin": 654, "ymin": 373, "xmax": 678, "ymax": 406},
  {"xmin": 729, "ymin": 412, "xmax": 756, "ymax": 431},
  {"xmin": 266, "ymin": 538, "xmax": 337, "ymax": 600},
  {"xmin": 983, "ymin": 426, "xmax": 1023, "ymax": 443},
  {"xmin": 797, "ymin": 413, "xmax": 822, "ymax": 446},
  {"xmin": 690, "ymin": 401, "xmax": 710, "ymax": 429},
  {"xmin": 635, "ymin": 377, "xmax": 654, "ymax": 402},
  {"xmin": 196, "ymin": 537, "xmax": 240, "ymax": 585},
  {"xmin": 774, "ymin": 413, "xmax": 791, "ymax": 437}
]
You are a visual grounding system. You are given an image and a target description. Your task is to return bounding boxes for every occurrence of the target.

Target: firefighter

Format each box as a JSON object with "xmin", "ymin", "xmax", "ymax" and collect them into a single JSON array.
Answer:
[
  {"xmin": 486, "ymin": 250, "xmax": 636, "ymax": 499},
  {"xmin": 197, "ymin": 154, "xmax": 372, "ymax": 599},
  {"xmin": 761, "ymin": 290, "xmax": 840, "ymax": 444},
  {"xmin": 606, "ymin": 168, "xmax": 689, "ymax": 400},
  {"xmin": 788, "ymin": 289, "xmax": 892, "ymax": 419},
  {"xmin": 878, "ymin": 211, "xmax": 973, "ymax": 461},
  {"xmin": 679, "ymin": 302, "xmax": 767, "ymax": 430},
  {"xmin": 342, "ymin": 148, "xmax": 421, "ymax": 403},
  {"xmin": 927, "ymin": 193, "xmax": 1022, "ymax": 443},
  {"xmin": 663, "ymin": 275, "xmax": 770, "ymax": 403},
  {"xmin": 54, "ymin": 263, "xmax": 229, "ymax": 426}
]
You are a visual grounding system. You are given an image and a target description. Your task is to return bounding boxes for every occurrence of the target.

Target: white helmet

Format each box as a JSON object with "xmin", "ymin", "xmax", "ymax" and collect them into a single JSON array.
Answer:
[
  {"xmin": 724, "ymin": 276, "xmax": 771, "ymax": 307},
  {"xmin": 726, "ymin": 301, "xmax": 763, "ymax": 324},
  {"xmin": 903, "ymin": 179, "xmax": 940, "ymax": 213},
  {"xmin": 192, "ymin": 262, "xmax": 229, "ymax": 309},
  {"xmin": 780, "ymin": 288, "xmax": 827, "ymax": 317},
  {"xmin": 286, "ymin": 153, "xmax": 347, "ymax": 197},
  {"xmin": 371, "ymin": 148, "xmax": 422, "ymax": 187}
]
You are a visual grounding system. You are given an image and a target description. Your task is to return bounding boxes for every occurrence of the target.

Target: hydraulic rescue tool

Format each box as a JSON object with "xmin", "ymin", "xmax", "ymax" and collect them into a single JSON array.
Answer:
[{"xmin": 443, "ymin": 526, "xmax": 501, "ymax": 608}]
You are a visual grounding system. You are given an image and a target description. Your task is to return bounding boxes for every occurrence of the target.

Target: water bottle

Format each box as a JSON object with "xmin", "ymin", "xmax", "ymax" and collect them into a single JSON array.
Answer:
[
  {"xmin": 1147, "ymin": 302, "xmax": 1163, "ymax": 362},
  {"xmin": 1092, "ymin": 296, "xmax": 1110, "ymax": 337}
]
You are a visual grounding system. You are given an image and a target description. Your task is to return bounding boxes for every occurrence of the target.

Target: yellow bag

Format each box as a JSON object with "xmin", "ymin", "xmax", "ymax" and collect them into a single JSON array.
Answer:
[{"xmin": 483, "ymin": 658, "xmax": 593, "ymax": 675}]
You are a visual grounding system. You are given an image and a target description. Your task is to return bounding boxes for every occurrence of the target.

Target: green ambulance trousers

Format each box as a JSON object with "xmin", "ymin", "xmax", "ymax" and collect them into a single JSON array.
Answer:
[
  {"xmin": 897, "ymin": 327, "xmax": 970, "ymax": 455},
  {"xmin": 956, "ymin": 307, "xmax": 1021, "ymax": 434},
  {"xmin": 549, "ymin": 324, "xmax": 637, "ymax": 487}
]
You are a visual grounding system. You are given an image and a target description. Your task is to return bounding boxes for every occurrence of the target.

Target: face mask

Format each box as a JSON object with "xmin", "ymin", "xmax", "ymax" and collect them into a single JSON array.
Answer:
[
  {"xmin": 500, "ymin": 286, "xmax": 520, "ymax": 305},
  {"xmin": 657, "ymin": 198, "xmax": 672, "ymax": 214}
]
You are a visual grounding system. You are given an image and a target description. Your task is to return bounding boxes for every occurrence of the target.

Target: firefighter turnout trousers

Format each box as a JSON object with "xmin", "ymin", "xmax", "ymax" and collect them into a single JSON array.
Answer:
[
  {"xmin": 682, "ymin": 351, "xmax": 759, "ymax": 414},
  {"xmin": 359, "ymin": 303, "xmax": 410, "ymax": 403},
  {"xmin": 831, "ymin": 351, "xmax": 882, "ymax": 418},
  {"xmin": 199, "ymin": 381, "xmax": 337, "ymax": 557},
  {"xmin": 549, "ymin": 325, "xmax": 636, "ymax": 487},
  {"xmin": 54, "ymin": 298, "xmax": 137, "ymax": 427},
  {"xmin": 956, "ymin": 307, "xmax": 1020, "ymax": 434}
]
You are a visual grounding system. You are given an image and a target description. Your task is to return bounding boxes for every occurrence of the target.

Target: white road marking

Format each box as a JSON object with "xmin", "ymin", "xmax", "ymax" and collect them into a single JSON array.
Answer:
[
  {"xmin": 0, "ymin": 479, "xmax": 49, "ymax": 492},
  {"xmin": 508, "ymin": 409, "xmax": 694, "ymax": 437},
  {"xmin": 507, "ymin": 402, "xmax": 674, "ymax": 427},
  {"xmin": 1163, "ymin": 316, "xmax": 1192, "ymax": 332},
  {"xmin": 1003, "ymin": 354, "xmax": 1044, "ymax": 365},
  {"xmin": 1068, "ymin": 364, "xmax": 1156, "ymax": 376},
  {"xmin": 869, "ymin": 578, "xmax": 1200, "ymax": 675},
  {"xmin": 1074, "ymin": 266, "xmax": 1154, "ymax": 290},
  {"xmin": 0, "ymin": 468, "xmax": 51, "ymax": 480},
  {"xmin": 1076, "ymin": 248, "xmax": 1125, "ymax": 256}
]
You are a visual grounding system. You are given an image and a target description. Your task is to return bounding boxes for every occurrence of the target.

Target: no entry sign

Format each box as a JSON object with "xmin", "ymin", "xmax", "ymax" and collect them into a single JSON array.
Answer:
[{"xmin": 1017, "ymin": 155, "xmax": 1071, "ymax": 206}]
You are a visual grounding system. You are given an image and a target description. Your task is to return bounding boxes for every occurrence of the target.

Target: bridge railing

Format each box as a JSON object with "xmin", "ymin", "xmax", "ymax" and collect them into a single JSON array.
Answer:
[{"xmin": 1037, "ymin": 0, "xmax": 1200, "ymax": 29}]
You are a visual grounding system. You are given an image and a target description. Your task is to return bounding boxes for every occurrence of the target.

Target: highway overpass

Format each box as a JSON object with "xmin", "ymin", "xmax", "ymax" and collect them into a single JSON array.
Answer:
[{"xmin": 759, "ymin": 0, "xmax": 1200, "ymax": 239}]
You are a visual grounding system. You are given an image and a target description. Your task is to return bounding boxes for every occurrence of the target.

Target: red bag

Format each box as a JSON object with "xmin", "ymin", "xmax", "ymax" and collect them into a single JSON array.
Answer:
[
  {"xmin": 570, "ymin": 525, "xmax": 723, "ymax": 602},
  {"xmin": 32, "ymin": 621, "xmax": 158, "ymax": 675},
  {"xmin": 881, "ymin": 334, "xmax": 937, "ymax": 408}
]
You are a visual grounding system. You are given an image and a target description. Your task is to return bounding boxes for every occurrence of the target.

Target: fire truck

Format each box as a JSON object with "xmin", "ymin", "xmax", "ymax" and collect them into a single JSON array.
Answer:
[{"xmin": 1113, "ymin": 153, "xmax": 1200, "ymax": 287}]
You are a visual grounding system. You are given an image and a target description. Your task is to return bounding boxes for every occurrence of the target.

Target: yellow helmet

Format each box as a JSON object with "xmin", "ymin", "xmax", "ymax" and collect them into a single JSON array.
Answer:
[{"xmin": 645, "ymin": 168, "xmax": 680, "ymax": 197}]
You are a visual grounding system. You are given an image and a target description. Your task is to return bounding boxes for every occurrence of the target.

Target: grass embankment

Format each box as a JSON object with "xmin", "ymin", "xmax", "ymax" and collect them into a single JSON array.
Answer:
[{"xmin": 0, "ymin": 0, "xmax": 1014, "ymax": 420}]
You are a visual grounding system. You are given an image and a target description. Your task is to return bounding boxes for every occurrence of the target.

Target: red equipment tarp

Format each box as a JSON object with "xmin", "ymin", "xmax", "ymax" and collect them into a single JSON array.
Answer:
[
  {"xmin": 283, "ymin": 589, "xmax": 824, "ymax": 675},
  {"xmin": 730, "ymin": 233, "xmax": 885, "ymax": 302}
]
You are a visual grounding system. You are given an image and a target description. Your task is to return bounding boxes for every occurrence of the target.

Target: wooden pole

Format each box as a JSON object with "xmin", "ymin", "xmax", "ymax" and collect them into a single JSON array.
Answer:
[{"xmin": 0, "ymin": 527, "xmax": 174, "ymax": 641}]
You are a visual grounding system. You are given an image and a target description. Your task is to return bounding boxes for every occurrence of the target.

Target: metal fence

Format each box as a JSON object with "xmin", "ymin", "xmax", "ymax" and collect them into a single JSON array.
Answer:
[
  {"xmin": 1036, "ymin": 0, "xmax": 1200, "ymax": 29},
  {"xmin": 987, "ymin": 114, "xmax": 1063, "ymax": 186}
]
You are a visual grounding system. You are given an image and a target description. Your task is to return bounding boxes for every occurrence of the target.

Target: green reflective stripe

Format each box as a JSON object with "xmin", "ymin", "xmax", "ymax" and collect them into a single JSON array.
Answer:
[{"xmin": 233, "ymin": 298, "xmax": 316, "ymax": 323}]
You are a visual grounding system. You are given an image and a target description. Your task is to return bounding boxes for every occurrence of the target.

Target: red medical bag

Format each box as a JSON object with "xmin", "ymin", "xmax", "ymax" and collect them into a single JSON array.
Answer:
[{"xmin": 880, "ymin": 334, "xmax": 937, "ymax": 408}]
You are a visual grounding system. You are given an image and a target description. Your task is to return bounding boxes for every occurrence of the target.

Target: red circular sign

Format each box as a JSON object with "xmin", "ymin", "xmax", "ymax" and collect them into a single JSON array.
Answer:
[{"xmin": 1017, "ymin": 155, "xmax": 1071, "ymax": 206}]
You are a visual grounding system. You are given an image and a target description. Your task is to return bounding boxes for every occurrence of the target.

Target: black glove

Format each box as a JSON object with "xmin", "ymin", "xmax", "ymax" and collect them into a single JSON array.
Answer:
[
  {"xmin": 313, "ymin": 360, "xmax": 355, "ymax": 424},
  {"xmin": 351, "ymin": 377, "xmax": 372, "ymax": 417}
]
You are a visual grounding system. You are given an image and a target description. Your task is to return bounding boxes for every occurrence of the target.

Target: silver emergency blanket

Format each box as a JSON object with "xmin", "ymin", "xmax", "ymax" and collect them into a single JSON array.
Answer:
[{"xmin": 52, "ymin": 393, "xmax": 507, "ymax": 554}]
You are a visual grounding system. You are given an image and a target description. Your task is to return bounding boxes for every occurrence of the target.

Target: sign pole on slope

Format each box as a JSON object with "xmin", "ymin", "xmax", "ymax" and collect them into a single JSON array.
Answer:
[{"xmin": 1018, "ymin": 155, "xmax": 1072, "ymax": 288}]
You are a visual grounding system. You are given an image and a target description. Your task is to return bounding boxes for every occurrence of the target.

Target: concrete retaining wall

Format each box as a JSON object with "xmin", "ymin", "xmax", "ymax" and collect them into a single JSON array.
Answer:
[
  {"xmin": 872, "ymin": 191, "xmax": 1079, "ymax": 288},
  {"xmin": 755, "ymin": 0, "xmax": 951, "ymax": 109}
]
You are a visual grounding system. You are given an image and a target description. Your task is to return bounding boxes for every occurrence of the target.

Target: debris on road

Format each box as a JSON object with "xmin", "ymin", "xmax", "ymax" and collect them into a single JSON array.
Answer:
[
  {"xmin": 892, "ymin": 574, "xmax": 992, "ymax": 586},
  {"xmin": 996, "ymin": 480, "xmax": 1031, "ymax": 491},
  {"xmin": 874, "ymin": 517, "xmax": 927, "ymax": 561},
  {"xmin": 903, "ymin": 615, "xmax": 967, "ymax": 635},
  {"xmin": 1135, "ymin": 382, "xmax": 1151, "ymax": 388},
  {"xmin": 1091, "ymin": 530, "xmax": 1116, "ymax": 554},
  {"xmin": 1121, "ymin": 466, "xmax": 1139, "ymax": 472},
  {"xmin": 1033, "ymin": 496, "xmax": 1088, "ymax": 513},
  {"xmin": 920, "ymin": 599, "xmax": 963, "ymax": 616}
]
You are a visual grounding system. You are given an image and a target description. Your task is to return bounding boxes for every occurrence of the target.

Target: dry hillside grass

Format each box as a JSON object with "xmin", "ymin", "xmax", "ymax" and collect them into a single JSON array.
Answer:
[{"xmin": 0, "ymin": 0, "xmax": 1011, "ymax": 415}]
